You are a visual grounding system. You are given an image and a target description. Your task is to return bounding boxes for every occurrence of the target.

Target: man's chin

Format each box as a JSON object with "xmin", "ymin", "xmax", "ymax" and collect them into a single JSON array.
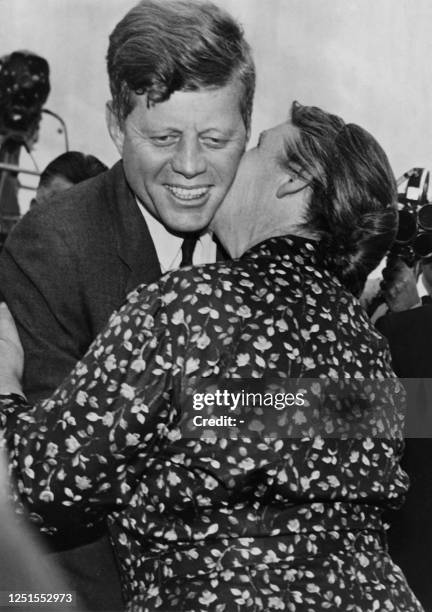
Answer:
[{"xmin": 161, "ymin": 209, "xmax": 217, "ymax": 235}]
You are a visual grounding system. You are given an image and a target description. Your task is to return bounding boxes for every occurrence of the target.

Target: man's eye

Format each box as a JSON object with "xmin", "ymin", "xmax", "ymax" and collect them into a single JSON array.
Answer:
[
  {"xmin": 201, "ymin": 136, "xmax": 228, "ymax": 149},
  {"xmin": 150, "ymin": 135, "xmax": 178, "ymax": 146}
]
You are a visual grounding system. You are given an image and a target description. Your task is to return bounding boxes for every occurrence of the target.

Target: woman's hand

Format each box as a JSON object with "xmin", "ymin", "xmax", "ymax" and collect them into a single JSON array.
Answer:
[{"xmin": 0, "ymin": 303, "xmax": 24, "ymax": 396}]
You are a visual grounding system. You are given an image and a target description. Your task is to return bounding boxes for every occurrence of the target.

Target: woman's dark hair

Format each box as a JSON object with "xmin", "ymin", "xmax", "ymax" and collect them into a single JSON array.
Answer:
[
  {"xmin": 39, "ymin": 152, "xmax": 107, "ymax": 188},
  {"xmin": 288, "ymin": 102, "xmax": 398, "ymax": 296},
  {"xmin": 107, "ymin": 0, "xmax": 255, "ymax": 131}
]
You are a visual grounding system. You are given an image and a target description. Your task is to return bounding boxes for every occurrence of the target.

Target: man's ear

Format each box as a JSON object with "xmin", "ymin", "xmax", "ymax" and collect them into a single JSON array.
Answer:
[{"xmin": 105, "ymin": 101, "xmax": 124, "ymax": 155}]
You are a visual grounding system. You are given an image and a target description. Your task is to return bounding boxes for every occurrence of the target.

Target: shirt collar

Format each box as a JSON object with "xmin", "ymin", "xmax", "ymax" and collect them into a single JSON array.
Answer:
[{"xmin": 135, "ymin": 198, "xmax": 217, "ymax": 272}]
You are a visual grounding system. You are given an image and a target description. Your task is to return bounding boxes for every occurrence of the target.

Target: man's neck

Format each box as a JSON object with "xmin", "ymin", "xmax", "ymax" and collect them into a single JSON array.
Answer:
[{"xmin": 135, "ymin": 198, "xmax": 216, "ymax": 271}]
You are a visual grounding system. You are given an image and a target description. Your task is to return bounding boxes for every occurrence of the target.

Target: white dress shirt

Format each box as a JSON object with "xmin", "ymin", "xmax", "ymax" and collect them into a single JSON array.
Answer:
[
  {"xmin": 417, "ymin": 273, "xmax": 429, "ymax": 300},
  {"xmin": 136, "ymin": 199, "xmax": 217, "ymax": 273}
]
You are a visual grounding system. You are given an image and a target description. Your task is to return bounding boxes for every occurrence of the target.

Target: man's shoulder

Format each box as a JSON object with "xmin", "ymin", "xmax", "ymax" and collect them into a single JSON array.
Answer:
[
  {"xmin": 4, "ymin": 161, "xmax": 130, "ymax": 255},
  {"xmin": 0, "ymin": 163, "xmax": 127, "ymax": 272},
  {"xmin": 29, "ymin": 161, "xmax": 125, "ymax": 228}
]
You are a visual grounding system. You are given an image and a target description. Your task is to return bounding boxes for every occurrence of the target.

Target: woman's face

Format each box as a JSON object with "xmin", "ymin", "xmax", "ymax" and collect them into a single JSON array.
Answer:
[
  {"xmin": 227, "ymin": 121, "xmax": 301, "ymax": 203},
  {"xmin": 211, "ymin": 121, "xmax": 303, "ymax": 233},
  {"xmin": 211, "ymin": 120, "xmax": 313, "ymax": 256}
]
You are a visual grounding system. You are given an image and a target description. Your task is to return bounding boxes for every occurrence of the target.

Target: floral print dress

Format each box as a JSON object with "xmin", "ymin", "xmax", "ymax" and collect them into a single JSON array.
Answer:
[{"xmin": 0, "ymin": 235, "xmax": 424, "ymax": 611}]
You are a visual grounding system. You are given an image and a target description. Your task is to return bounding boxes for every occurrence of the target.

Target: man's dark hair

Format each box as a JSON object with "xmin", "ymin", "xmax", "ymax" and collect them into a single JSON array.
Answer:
[
  {"xmin": 107, "ymin": 0, "xmax": 255, "ymax": 130},
  {"xmin": 39, "ymin": 151, "xmax": 107, "ymax": 188}
]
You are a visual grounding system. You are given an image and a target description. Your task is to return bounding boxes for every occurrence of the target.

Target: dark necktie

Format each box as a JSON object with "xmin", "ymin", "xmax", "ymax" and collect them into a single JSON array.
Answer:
[{"xmin": 180, "ymin": 236, "xmax": 197, "ymax": 266}]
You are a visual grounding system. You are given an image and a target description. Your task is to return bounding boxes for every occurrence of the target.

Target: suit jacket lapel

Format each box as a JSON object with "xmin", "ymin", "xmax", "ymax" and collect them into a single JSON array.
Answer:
[{"xmin": 104, "ymin": 161, "xmax": 162, "ymax": 293}]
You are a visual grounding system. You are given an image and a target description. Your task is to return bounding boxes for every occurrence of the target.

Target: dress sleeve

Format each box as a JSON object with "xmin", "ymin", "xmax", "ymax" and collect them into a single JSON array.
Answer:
[{"xmin": 0, "ymin": 281, "xmax": 176, "ymax": 535}]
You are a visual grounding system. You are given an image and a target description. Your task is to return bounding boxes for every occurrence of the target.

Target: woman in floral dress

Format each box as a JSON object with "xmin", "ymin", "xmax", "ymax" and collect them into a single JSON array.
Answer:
[{"xmin": 0, "ymin": 103, "xmax": 423, "ymax": 611}]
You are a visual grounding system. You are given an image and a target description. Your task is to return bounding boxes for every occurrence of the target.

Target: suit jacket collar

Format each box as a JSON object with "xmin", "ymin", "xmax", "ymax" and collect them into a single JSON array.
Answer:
[{"xmin": 104, "ymin": 161, "xmax": 162, "ymax": 292}]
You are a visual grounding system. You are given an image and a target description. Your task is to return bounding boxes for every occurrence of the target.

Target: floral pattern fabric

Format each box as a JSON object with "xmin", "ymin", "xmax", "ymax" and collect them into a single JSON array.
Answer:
[{"xmin": 0, "ymin": 235, "xmax": 423, "ymax": 611}]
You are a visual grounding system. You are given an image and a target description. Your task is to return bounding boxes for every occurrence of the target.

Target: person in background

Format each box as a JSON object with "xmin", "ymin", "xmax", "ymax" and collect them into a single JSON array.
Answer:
[
  {"xmin": 0, "ymin": 51, "xmax": 50, "ymax": 251},
  {"xmin": 377, "ymin": 257, "xmax": 432, "ymax": 378},
  {"xmin": 0, "ymin": 0, "xmax": 255, "ymax": 609},
  {"xmin": 376, "ymin": 256, "xmax": 432, "ymax": 611},
  {"xmin": 31, "ymin": 151, "xmax": 108, "ymax": 206},
  {"xmin": 0, "ymin": 50, "xmax": 50, "ymax": 218},
  {"xmin": 0, "ymin": 103, "xmax": 423, "ymax": 611}
]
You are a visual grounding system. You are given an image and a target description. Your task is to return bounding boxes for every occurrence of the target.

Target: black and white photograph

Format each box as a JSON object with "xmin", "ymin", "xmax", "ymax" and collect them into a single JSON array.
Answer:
[{"xmin": 0, "ymin": 1, "xmax": 432, "ymax": 611}]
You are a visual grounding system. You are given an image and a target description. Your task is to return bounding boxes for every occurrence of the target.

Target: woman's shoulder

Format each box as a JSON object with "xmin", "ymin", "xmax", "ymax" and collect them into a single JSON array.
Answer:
[{"xmin": 155, "ymin": 260, "xmax": 256, "ymax": 306}]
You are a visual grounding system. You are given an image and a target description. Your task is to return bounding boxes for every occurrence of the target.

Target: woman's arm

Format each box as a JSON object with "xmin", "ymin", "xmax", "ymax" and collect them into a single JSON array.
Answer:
[{"xmin": 0, "ymin": 284, "xmax": 176, "ymax": 534}]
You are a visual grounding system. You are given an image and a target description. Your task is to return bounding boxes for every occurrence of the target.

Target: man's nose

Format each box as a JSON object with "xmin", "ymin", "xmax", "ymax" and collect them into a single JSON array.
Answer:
[{"xmin": 171, "ymin": 137, "xmax": 207, "ymax": 178}]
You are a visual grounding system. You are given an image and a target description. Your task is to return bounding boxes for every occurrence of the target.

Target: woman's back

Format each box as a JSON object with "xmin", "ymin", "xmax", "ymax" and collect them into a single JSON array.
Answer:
[
  {"xmin": 96, "ymin": 235, "xmax": 415, "ymax": 610},
  {"xmin": 2, "ymin": 237, "xmax": 421, "ymax": 611}
]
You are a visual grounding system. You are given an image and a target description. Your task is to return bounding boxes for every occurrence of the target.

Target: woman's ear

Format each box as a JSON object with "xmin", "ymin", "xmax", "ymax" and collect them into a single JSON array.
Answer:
[
  {"xmin": 105, "ymin": 101, "xmax": 124, "ymax": 155},
  {"xmin": 276, "ymin": 176, "xmax": 309, "ymax": 199}
]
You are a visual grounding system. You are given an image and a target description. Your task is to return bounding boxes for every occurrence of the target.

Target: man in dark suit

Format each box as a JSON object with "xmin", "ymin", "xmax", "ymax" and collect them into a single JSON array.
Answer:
[
  {"xmin": 376, "ymin": 258, "xmax": 432, "ymax": 610},
  {"xmin": 0, "ymin": 1, "xmax": 255, "ymax": 609}
]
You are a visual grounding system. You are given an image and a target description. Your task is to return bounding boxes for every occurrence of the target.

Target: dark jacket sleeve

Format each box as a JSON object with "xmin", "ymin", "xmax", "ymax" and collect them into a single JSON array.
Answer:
[
  {"xmin": 375, "ymin": 304, "xmax": 432, "ymax": 378},
  {"xmin": 0, "ymin": 205, "xmax": 94, "ymax": 402}
]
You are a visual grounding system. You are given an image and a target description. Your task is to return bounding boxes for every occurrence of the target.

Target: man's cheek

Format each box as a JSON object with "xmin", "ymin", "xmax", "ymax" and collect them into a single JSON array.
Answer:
[{"xmin": 216, "ymin": 158, "xmax": 243, "ymax": 188}]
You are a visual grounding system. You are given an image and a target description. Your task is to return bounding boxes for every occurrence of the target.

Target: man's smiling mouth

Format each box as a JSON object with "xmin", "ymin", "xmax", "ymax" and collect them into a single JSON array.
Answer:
[{"xmin": 165, "ymin": 185, "xmax": 210, "ymax": 201}]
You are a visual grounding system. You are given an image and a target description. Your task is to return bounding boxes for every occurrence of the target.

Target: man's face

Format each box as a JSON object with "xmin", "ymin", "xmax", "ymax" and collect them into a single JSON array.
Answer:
[{"xmin": 109, "ymin": 82, "xmax": 248, "ymax": 233}]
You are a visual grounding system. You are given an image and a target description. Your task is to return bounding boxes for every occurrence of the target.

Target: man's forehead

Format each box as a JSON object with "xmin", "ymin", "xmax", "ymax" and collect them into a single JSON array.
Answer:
[{"xmin": 128, "ymin": 86, "xmax": 245, "ymax": 129}]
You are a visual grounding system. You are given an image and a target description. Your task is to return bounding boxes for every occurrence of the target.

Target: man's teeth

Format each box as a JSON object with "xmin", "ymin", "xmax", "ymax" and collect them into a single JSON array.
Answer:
[{"xmin": 166, "ymin": 186, "xmax": 209, "ymax": 200}]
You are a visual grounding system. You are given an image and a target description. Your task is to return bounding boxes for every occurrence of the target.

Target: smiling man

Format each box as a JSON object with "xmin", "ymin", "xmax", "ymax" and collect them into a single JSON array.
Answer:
[
  {"xmin": 0, "ymin": 0, "xmax": 255, "ymax": 609},
  {"xmin": 108, "ymin": 86, "xmax": 248, "ymax": 233}
]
